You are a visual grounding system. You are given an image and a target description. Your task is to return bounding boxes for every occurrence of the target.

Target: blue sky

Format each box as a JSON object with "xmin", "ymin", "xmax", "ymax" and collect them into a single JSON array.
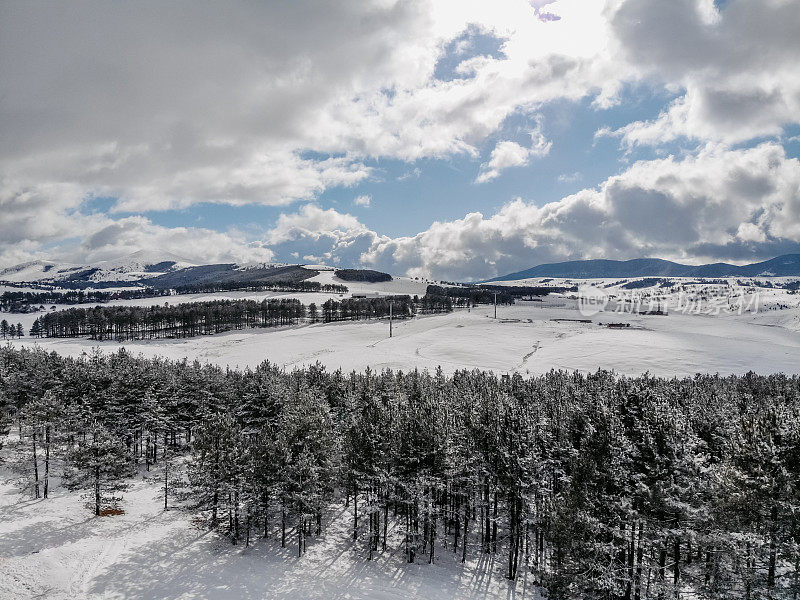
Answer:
[
  {"xmin": 89, "ymin": 88, "xmax": 685, "ymax": 241},
  {"xmin": 3, "ymin": 0, "xmax": 800, "ymax": 280}
]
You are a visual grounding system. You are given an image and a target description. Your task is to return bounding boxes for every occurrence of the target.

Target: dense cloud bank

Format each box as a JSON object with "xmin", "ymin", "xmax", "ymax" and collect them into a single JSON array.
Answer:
[
  {"xmin": 2, "ymin": 1, "xmax": 799, "ymax": 276},
  {"xmin": 272, "ymin": 143, "xmax": 800, "ymax": 280}
]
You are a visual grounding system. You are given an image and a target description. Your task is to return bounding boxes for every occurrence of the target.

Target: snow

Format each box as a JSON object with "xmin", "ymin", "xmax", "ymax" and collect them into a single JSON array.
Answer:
[
  {"xmin": 0, "ymin": 453, "xmax": 540, "ymax": 600},
  {"xmin": 96, "ymin": 249, "xmax": 195, "ymax": 271},
  {"xmin": 0, "ymin": 261, "xmax": 82, "ymax": 283},
  {"xmin": 0, "ymin": 251, "xmax": 196, "ymax": 286},
  {"xmin": 0, "ymin": 285, "xmax": 57, "ymax": 294},
  {"xmin": 5, "ymin": 295, "xmax": 800, "ymax": 377},
  {"xmin": 306, "ymin": 269, "xmax": 431, "ymax": 297},
  {"xmin": 4, "ymin": 274, "xmax": 800, "ymax": 377},
  {"xmin": 3, "ymin": 274, "xmax": 800, "ymax": 599},
  {"xmin": 78, "ymin": 251, "xmax": 196, "ymax": 283}
]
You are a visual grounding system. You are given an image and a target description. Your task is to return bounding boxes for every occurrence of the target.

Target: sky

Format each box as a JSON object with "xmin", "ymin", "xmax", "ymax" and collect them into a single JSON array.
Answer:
[{"xmin": 2, "ymin": 0, "xmax": 800, "ymax": 281}]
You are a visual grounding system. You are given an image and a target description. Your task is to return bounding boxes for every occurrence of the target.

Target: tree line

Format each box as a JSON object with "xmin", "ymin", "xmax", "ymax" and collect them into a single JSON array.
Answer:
[
  {"xmin": 1, "ymin": 345, "xmax": 798, "ymax": 599},
  {"xmin": 427, "ymin": 284, "xmax": 516, "ymax": 305},
  {"xmin": 1, "ymin": 288, "xmax": 163, "ymax": 313},
  {"xmin": 2, "ymin": 281, "xmax": 349, "ymax": 315},
  {"xmin": 426, "ymin": 283, "xmax": 577, "ymax": 306},
  {"xmin": 174, "ymin": 279, "xmax": 348, "ymax": 295},
  {"xmin": 29, "ymin": 298, "xmax": 306, "ymax": 341},
  {"xmin": 317, "ymin": 295, "xmax": 453, "ymax": 322},
  {"xmin": 334, "ymin": 269, "xmax": 393, "ymax": 283},
  {"xmin": 1, "ymin": 319, "xmax": 24, "ymax": 339},
  {"xmin": 30, "ymin": 294, "xmax": 455, "ymax": 340}
]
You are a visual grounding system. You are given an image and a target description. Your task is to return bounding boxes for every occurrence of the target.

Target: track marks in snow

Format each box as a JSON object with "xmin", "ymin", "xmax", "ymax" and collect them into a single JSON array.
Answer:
[
  {"xmin": 516, "ymin": 342, "xmax": 541, "ymax": 370},
  {"xmin": 10, "ymin": 299, "xmax": 800, "ymax": 377}
]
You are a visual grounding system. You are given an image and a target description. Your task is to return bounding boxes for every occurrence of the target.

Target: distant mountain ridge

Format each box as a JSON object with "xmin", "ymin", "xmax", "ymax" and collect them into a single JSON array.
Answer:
[
  {"xmin": 0, "ymin": 251, "xmax": 313, "ymax": 290},
  {"xmin": 487, "ymin": 254, "xmax": 800, "ymax": 281}
]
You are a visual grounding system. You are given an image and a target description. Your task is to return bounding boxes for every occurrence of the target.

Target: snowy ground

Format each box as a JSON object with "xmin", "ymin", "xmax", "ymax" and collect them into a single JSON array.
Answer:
[
  {"xmin": 0, "ymin": 455, "xmax": 539, "ymax": 600},
  {"xmin": 3, "ymin": 274, "xmax": 800, "ymax": 599},
  {"xmin": 5, "ymin": 297, "xmax": 800, "ymax": 378},
  {"xmin": 3, "ymin": 273, "xmax": 800, "ymax": 377}
]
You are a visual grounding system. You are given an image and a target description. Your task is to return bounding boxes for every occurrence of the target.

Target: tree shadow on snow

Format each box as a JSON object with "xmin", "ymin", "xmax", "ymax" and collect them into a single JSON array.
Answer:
[
  {"xmin": 0, "ymin": 517, "xmax": 96, "ymax": 558},
  {"xmin": 87, "ymin": 505, "xmax": 528, "ymax": 600}
]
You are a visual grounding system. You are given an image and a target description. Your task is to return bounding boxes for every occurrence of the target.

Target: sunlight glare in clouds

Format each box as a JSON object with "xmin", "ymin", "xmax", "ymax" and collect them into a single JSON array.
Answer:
[{"xmin": 1, "ymin": 0, "xmax": 799, "ymax": 277}]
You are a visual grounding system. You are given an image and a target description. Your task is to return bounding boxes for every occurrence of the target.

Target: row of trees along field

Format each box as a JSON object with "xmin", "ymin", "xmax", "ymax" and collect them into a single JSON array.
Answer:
[
  {"xmin": 1, "ymin": 345, "xmax": 798, "ymax": 599},
  {"xmin": 0, "ymin": 288, "xmax": 165, "ymax": 313},
  {"xmin": 333, "ymin": 268, "xmax": 393, "ymax": 283},
  {"xmin": 29, "ymin": 295, "xmax": 453, "ymax": 340},
  {"xmin": 1, "ymin": 320, "xmax": 24, "ymax": 338},
  {"xmin": 29, "ymin": 298, "xmax": 306, "ymax": 340},
  {"xmin": 426, "ymin": 284, "xmax": 516, "ymax": 306},
  {"xmin": 318, "ymin": 295, "xmax": 454, "ymax": 322},
  {"xmin": 0, "ymin": 280, "xmax": 349, "ymax": 315},
  {"xmin": 173, "ymin": 279, "xmax": 348, "ymax": 295},
  {"xmin": 426, "ymin": 283, "xmax": 578, "ymax": 305}
]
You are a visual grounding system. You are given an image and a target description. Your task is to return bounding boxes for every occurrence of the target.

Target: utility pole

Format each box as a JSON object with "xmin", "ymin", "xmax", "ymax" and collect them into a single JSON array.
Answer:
[
  {"xmin": 494, "ymin": 292, "xmax": 497, "ymax": 319},
  {"xmin": 389, "ymin": 299, "xmax": 393, "ymax": 338}
]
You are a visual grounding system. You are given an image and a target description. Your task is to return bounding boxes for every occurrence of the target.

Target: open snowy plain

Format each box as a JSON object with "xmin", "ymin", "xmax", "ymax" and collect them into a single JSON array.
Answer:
[
  {"xmin": 5, "ymin": 270, "xmax": 800, "ymax": 378},
  {"xmin": 2, "ymin": 270, "xmax": 800, "ymax": 599}
]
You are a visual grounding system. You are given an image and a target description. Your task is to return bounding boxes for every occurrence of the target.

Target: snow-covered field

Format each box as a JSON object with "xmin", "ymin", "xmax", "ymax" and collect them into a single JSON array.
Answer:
[
  {"xmin": 0, "ymin": 456, "xmax": 535, "ymax": 600},
  {"xmin": 3, "ymin": 273, "xmax": 800, "ymax": 599},
  {"xmin": 4, "ymin": 272, "xmax": 800, "ymax": 377}
]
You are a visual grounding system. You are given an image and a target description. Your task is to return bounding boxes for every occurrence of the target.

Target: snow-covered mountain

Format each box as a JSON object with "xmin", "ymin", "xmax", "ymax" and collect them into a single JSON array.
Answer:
[
  {"xmin": 96, "ymin": 249, "xmax": 195, "ymax": 272},
  {"xmin": 0, "ymin": 250, "xmax": 197, "ymax": 284},
  {"xmin": 0, "ymin": 251, "xmax": 199, "ymax": 287},
  {"xmin": 0, "ymin": 260, "xmax": 83, "ymax": 283},
  {"xmin": 488, "ymin": 254, "xmax": 800, "ymax": 281},
  {"xmin": 87, "ymin": 250, "xmax": 197, "ymax": 282},
  {"xmin": 0, "ymin": 251, "xmax": 316, "ymax": 290}
]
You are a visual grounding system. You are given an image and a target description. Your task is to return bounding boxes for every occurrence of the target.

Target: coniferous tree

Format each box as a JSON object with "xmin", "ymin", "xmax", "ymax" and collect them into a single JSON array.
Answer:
[
  {"xmin": 63, "ymin": 421, "xmax": 134, "ymax": 515},
  {"xmin": 21, "ymin": 389, "xmax": 63, "ymax": 499},
  {"xmin": 0, "ymin": 345, "xmax": 798, "ymax": 598}
]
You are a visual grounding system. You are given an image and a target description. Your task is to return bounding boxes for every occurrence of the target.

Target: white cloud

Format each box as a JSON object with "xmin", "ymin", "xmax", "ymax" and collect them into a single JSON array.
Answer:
[
  {"xmin": 268, "ymin": 205, "xmax": 369, "ymax": 245},
  {"xmin": 265, "ymin": 204, "xmax": 382, "ymax": 266},
  {"xmin": 604, "ymin": 0, "xmax": 800, "ymax": 146},
  {"xmin": 736, "ymin": 222, "xmax": 766, "ymax": 244},
  {"xmin": 354, "ymin": 194, "xmax": 372, "ymax": 207},
  {"xmin": 0, "ymin": 0, "xmax": 619, "ymax": 217},
  {"xmin": 476, "ymin": 141, "xmax": 533, "ymax": 183},
  {"xmin": 475, "ymin": 125, "xmax": 552, "ymax": 183},
  {"xmin": 3, "ymin": 0, "xmax": 798, "ymax": 202},
  {"xmin": 3, "ymin": 0, "xmax": 800, "ymax": 271},
  {"xmin": 77, "ymin": 217, "xmax": 274, "ymax": 265},
  {"xmin": 0, "ymin": 178, "xmax": 274, "ymax": 267},
  {"xmin": 397, "ymin": 168, "xmax": 422, "ymax": 182},
  {"xmin": 110, "ymin": 153, "xmax": 373, "ymax": 212},
  {"xmin": 8, "ymin": 142, "xmax": 800, "ymax": 278},
  {"xmin": 0, "ymin": 180, "xmax": 89, "ymax": 247},
  {"xmin": 0, "ymin": 0, "xmax": 616, "ymax": 268},
  {"xmin": 0, "ymin": 2, "xmax": 420, "ymax": 213},
  {"xmin": 269, "ymin": 143, "xmax": 800, "ymax": 280},
  {"xmin": 557, "ymin": 171, "xmax": 582, "ymax": 183}
]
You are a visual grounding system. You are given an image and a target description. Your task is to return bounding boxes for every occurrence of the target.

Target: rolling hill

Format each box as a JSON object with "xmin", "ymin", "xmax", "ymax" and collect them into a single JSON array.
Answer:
[
  {"xmin": 487, "ymin": 254, "xmax": 800, "ymax": 281},
  {"xmin": 0, "ymin": 251, "xmax": 316, "ymax": 290}
]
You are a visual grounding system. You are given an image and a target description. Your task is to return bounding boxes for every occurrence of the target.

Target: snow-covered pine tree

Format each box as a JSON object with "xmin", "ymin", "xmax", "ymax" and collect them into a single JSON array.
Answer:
[
  {"xmin": 20, "ymin": 389, "xmax": 63, "ymax": 499},
  {"xmin": 63, "ymin": 420, "xmax": 134, "ymax": 515}
]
